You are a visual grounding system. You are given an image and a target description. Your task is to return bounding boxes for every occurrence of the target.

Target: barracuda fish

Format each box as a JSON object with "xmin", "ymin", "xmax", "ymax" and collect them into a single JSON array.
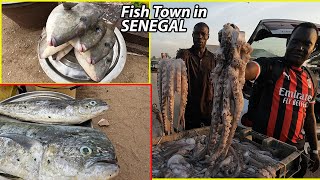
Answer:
[
  {"xmin": 0, "ymin": 118, "xmax": 119, "ymax": 180},
  {"xmin": 0, "ymin": 99, "xmax": 108, "ymax": 124},
  {"xmin": 76, "ymin": 23, "xmax": 116, "ymax": 65},
  {"xmin": 46, "ymin": 3, "xmax": 104, "ymax": 47},
  {"xmin": 69, "ymin": 20, "xmax": 107, "ymax": 53}
]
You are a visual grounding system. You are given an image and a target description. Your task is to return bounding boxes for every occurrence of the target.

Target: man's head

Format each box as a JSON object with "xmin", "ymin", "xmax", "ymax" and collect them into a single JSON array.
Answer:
[
  {"xmin": 192, "ymin": 22, "xmax": 209, "ymax": 49},
  {"xmin": 285, "ymin": 22, "xmax": 318, "ymax": 67}
]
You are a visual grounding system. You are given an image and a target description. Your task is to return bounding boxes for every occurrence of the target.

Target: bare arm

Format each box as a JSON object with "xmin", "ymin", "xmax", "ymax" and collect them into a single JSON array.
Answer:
[
  {"xmin": 304, "ymin": 103, "xmax": 318, "ymax": 151},
  {"xmin": 245, "ymin": 61, "xmax": 259, "ymax": 81}
]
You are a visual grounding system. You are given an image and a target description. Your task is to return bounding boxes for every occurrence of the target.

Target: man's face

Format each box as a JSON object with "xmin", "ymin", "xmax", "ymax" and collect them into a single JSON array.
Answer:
[
  {"xmin": 192, "ymin": 25, "xmax": 209, "ymax": 49},
  {"xmin": 285, "ymin": 26, "xmax": 318, "ymax": 67}
]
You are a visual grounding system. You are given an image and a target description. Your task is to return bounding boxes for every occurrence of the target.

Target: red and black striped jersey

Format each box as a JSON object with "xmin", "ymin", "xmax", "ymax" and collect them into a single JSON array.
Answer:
[{"xmin": 250, "ymin": 57, "xmax": 316, "ymax": 149}]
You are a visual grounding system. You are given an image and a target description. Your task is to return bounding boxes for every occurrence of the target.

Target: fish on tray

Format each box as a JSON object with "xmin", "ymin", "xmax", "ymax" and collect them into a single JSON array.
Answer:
[
  {"xmin": 46, "ymin": 3, "xmax": 104, "ymax": 47},
  {"xmin": 69, "ymin": 19, "xmax": 108, "ymax": 53},
  {"xmin": 75, "ymin": 47, "xmax": 113, "ymax": 82},
  {"xmin": 75, "ymin": 22, "xmax": 116, "ymax": 65},
  {"xmin": 0, "ymin": 98, "xmax": 108, "ymax": 124},
  {"xmin": 0, "ymin": 118, "xmax": 119, "ymax": 180}
]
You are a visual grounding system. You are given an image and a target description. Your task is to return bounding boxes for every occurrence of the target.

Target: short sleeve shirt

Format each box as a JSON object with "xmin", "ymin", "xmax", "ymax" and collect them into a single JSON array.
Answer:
[{"xmin": 251, "ymin": 57, "xmax": 316, "ymax": 149}]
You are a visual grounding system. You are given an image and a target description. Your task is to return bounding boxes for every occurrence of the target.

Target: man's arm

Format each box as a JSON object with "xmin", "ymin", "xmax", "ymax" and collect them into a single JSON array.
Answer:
[
  {"xmin": 304, "ymin": 103, "xmax": 320, "ymax": 172},
  {"xmin": 245, "ymin": 61, "xmax": 259, "ymax": 81}
]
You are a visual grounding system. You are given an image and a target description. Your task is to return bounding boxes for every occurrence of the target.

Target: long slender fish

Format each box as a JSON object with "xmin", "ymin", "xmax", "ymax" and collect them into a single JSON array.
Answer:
[
  {"xmin": 0, "ymin": 98, "xmax": 108, "ymax": 124},
  {"xmin": 0, "ymin": 118, "xmax": 119, "ymax": 180}
]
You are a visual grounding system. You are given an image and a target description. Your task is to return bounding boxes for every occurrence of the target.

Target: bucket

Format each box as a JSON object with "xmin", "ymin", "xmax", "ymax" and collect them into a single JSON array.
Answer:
[{"xmin": 2, "ymin": 2, "xmax": 58, "ymax": 30}]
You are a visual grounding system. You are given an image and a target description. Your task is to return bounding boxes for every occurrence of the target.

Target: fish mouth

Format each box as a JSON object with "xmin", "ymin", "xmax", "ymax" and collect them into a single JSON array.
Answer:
[
  {"xmin": 84, "ymin": 160, "xmax": 119, "ymax": 179},
  {"xmin": 85, "ymin": 157, "xmax": 117, "ymax": 168}
]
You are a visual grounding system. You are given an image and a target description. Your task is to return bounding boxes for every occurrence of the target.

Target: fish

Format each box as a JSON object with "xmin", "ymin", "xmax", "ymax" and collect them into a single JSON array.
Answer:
[
  {"xmin": 0, "ymin": 98, "xmax": 109, "ymax": 124},
  {"xmin": 76, "ymin": 22, "xmax": 116, "ymax": 65},
  {"xmin": 46, "ymin": 3, "xmax": 104, "ymax": 47},
  {"xmin": 0, "ymin": 118, "xmax": 119, "ymax": 180},
  {"xmin": 54, "ymin": 44, "xmax": 74, "ymax": 61},
  {"xmin": 38, "ymin": 29, "xmax": 70, "ymax": 59},
  {"xmin": 69, "ymin": 19, "xmax": 107, "ymax": 52},
  {"xmin": 75, "ymin": 48, "xmax": 113, "ymax": 82}
]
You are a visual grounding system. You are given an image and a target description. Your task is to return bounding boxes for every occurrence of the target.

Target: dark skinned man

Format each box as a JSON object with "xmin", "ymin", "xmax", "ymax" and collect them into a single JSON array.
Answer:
[
  {"xmin": 245, "ymin": 22, "xmax": 319, "ymax": 177},
  {"xmin": 176, "ymin": 22, "xmax": 216, "ymax": 130}
]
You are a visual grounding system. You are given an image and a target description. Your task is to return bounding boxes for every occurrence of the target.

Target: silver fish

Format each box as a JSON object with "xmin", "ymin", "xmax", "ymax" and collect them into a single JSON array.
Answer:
[
  {"xmin": 75, "ymin": 48, "xmax": 113, "ymax": 82},
  {"xmin": 46, "ymin": 3, "xmax": 104, "ymax": 47},
  {"xmin": 0, "ymin": 98, "xmax": 108, "ymax": 124},
  {"xmin": 38, "ymin": 29, "xmax": 70, "ymax": 59},
  {"xmin": 76, "ymin": 22, "xmax": 116, "ymax": 65},
  {"xmin": 0, "ymin": 118, "xmax": 119, "ymax": 180},
  {"xmin": 69, "ymin": 20, "xmax": 107, "ymax": 52}
]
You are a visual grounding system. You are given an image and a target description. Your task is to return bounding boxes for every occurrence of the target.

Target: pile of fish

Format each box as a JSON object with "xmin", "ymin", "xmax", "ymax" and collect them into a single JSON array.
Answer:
[
  {"xmin": 39, "ymin": 3, "xmax": 117, "ymax": 82},
  {"xmin": 152, "ymin": 134, "xmax": 280, "ymax": 178},
  {"xmin": 0, "ymin": 97, "xmax": 119, "ymax": 179}
]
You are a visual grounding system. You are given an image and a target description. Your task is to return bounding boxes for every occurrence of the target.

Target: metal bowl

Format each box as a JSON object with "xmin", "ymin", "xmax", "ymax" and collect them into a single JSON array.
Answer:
[{"xmin": 39, "ymin": 27, "xmax": 127, "ymax": 83}]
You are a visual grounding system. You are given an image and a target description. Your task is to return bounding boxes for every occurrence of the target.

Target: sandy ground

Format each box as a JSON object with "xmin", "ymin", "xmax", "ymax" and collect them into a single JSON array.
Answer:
[
  {"xmin": 19, "ymin": 85, "xmax": 150, "ymax": 180},
  {"xmin": 2, "ymin": 15, "xmax": 148, "ymax": 83}
]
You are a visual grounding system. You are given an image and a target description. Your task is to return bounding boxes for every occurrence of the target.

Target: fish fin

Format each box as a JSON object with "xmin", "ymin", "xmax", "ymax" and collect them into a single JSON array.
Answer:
[{"xmin": 0, "ymin": 133, "xmax": 42, "ymax": 150}]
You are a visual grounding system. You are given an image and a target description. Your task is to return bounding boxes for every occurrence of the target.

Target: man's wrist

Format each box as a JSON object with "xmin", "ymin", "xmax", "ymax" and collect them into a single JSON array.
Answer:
[{"xmin": 312, "ymin": 150, "xmax": 319, "ymax": 154}]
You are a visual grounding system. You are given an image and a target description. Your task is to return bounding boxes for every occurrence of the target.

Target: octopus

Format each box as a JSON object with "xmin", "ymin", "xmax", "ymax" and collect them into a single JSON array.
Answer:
[
  {"xmin": 152, "ymin": 135, "xmax": 280, "ymax": 178},
  {"xmin": 157, "ymin": 58, "xmax": 188, "ymax": 135},
  {"xmin": 202, "ymin": 23, "xmax": 253, "ymax": 176}
]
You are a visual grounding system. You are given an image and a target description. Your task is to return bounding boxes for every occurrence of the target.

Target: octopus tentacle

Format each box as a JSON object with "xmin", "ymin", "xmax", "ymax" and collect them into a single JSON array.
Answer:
[
  {"xmin": 168, "ymin": 60, "xmax": 175, "ymax": 133},
  {"xmin": 157, "ymin": 59, "xmax": 188, "ymax": 135},
  {"xmin": 179, "ymin": 61, "xmax": 188, "ymax": 131},
  {"xmin": 206, "ymin": 23, "xmax": 253, "ymax": 170}
]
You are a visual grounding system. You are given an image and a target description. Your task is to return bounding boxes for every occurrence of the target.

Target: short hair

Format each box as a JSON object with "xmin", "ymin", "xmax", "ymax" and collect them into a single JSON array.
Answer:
[
  {"xmin": 291, "ymin": 22, "xmax": 319, "ymax": 41},
  {"xmin": 194, "ymin": 22, "xmax": 209, "ymax": 32}
]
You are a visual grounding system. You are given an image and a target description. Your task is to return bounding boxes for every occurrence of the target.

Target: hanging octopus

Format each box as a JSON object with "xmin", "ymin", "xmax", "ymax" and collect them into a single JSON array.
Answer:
[
  {"xmin": 203, "ymin": 23, "xmax": 253, "ymax": 176},
  {"xmin": 157, "ymin": 59, "xmax": 188, "ymax": 135}
]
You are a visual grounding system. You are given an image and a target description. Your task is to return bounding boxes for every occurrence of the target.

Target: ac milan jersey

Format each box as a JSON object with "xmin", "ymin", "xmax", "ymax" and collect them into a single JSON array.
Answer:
[{"xmin": 251, "ymin": 57, "xmax": 316, "ymax": 148}]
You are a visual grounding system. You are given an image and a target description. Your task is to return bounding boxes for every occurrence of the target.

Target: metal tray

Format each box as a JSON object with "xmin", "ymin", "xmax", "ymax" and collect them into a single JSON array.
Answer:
[
  {"xmin": 39, "ymin": 27, "xmax": 127, "ymax": 83},
  {"xmin": 0, "ymin": 91, "xmax": 92, "ymax": 127}
]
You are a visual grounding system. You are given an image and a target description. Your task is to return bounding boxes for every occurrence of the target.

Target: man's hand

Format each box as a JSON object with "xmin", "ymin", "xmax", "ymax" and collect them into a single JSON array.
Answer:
[{"xmin": 309, "ymin": 152, "xmax": 320, "ymax": 172}]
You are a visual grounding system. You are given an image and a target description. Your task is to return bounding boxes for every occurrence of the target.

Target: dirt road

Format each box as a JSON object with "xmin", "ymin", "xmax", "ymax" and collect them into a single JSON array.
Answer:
[{"xmin": 2, "ymin": 15, "xmax": 148, "ymax": 83}]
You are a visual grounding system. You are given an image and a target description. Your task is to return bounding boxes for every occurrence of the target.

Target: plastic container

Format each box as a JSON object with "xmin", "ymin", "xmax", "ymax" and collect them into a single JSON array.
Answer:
[{"xmin": 2, "ymin": 2, "xmax": 58, "ymax": 30}]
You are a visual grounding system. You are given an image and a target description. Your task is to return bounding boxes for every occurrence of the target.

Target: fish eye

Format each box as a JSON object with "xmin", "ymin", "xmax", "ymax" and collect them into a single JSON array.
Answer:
[
  {"xmin": 89, "ymin": 101, "xmax": 97, "ymax": 106},
  {"xmin": 80, "ymin": 146, "xmax": 92, "ymax": 156},
  {"xmin": 105, "ymin": 43, "xmax": 109, "ymax": 47},
  {"xmin": 96, "ymin": 27, "xmax": 101, "ymax": 32}
]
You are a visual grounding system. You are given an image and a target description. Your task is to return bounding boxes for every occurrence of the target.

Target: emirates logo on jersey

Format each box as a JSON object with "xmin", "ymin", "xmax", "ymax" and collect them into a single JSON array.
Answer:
[{"xmin": 279, "ymin": 87, "xmax": 312, "ymax": 108}]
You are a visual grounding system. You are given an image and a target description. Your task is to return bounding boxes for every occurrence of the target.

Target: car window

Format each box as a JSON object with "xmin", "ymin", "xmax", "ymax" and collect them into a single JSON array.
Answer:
[{"xmin": 251, "ymin": 37, "xmax": 287, "ymax": 59}]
